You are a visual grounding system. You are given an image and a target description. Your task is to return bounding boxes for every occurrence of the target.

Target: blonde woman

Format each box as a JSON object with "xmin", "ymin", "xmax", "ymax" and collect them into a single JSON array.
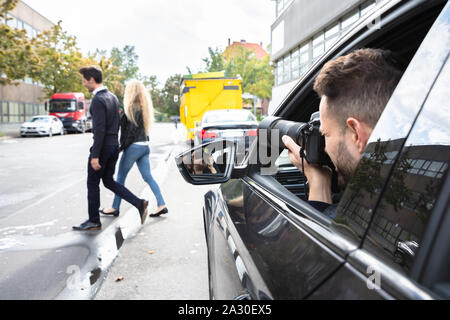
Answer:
[{"xmin": 101, "ymin": 80, "xmax": 168, "ymax": 218}]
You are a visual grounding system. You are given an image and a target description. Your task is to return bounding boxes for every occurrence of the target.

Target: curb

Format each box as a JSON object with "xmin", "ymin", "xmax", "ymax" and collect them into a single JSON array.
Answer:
[{"xmin": 57, "ymin": 144, "xmax": 177, "ymax": 300}]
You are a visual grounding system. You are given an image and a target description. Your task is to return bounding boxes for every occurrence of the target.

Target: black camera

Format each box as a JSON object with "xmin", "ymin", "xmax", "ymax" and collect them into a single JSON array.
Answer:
[{"xmin": 258, "ymin": 112, "xmax": 333, "ymax": 167}]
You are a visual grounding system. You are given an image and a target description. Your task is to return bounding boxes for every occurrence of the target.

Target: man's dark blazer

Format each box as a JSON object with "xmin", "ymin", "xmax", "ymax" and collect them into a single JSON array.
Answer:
[{"xmin": 89, "ymin": 89, "xmax": 120, "ymax": 159}]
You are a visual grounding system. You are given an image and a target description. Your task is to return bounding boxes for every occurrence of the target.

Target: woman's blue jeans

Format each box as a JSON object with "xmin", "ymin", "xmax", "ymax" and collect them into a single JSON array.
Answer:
[{"xmin": 112, "ymin": 144, "xmax": 166, "ymax": 210}]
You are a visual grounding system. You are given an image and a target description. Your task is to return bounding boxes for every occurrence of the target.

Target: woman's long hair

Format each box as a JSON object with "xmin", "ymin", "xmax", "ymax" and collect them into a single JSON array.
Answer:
[{"xmin": 123, "ymin": 80, "xmax": 154, "ymax": 134}]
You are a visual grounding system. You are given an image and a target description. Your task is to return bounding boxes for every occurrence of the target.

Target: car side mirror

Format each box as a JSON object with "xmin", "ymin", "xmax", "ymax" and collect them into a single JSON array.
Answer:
[{"xmin": 176, "ymin": 140, "xmax": 236, "ymax": 185}]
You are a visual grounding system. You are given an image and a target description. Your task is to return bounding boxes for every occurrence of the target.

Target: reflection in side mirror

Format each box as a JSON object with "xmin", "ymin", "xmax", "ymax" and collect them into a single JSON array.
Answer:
[{"xmin": 176, "ymin": 140, "xmax": 235, "ymax": 185}]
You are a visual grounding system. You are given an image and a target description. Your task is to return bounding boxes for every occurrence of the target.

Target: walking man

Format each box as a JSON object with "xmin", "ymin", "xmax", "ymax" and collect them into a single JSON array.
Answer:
[{"xmin": 73, "ymin": 66, "xmax": 148, "ymax": 231}]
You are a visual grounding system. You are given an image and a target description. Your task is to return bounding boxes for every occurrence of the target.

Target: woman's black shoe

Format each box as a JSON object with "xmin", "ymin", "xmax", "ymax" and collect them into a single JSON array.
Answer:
[
  {"xmin": 99, "ymin": 209, "xmax": 120, "ymax": 217},
  {"xmin": 150, "ymin": 207, "xmax": 168, "ymax": 217}
]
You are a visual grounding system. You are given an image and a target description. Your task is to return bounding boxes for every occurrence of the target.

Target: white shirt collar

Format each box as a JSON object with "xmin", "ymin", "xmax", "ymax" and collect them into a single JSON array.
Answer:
[{"xmin": 93, "ymin": 85, "xmax": 107, "ymax": 96}]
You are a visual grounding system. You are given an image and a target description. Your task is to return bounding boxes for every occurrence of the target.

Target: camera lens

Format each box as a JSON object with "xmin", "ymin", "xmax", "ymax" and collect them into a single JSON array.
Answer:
[{"xmin": 258, "ymin": 116, "xmax": 307, "ymax": 150}]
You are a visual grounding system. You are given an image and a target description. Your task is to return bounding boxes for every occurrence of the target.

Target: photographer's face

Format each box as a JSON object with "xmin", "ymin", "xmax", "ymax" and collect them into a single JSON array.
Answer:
[{"xmin": 319, "ymin": 97, "xmax": 361, "ymax": 188}]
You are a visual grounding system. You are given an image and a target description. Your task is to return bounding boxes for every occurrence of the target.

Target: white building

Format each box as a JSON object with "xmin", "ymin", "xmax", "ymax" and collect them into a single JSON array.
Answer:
[{"xmin": 269, "ymin": 0, "xmax": 379, "ymax": 115}]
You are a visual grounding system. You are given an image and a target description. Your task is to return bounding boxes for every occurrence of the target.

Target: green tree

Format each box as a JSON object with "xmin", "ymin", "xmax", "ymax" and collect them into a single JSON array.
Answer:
[
  {"xmin": 33, "ymin": 21, "xmax": 85, "ymax": 97},
  {"xmin": 200, "ymin": 46, "xmax": 274, "ymax": 101},
  {"xmin": 245, "ymin": 54, "xmax": 274, "ymax": 101},
  {"xmin": 90, "ymin": 45, "xmax": 141, "ymax": 103},
  {"xmin": 161, "ymin": 74, "xmax": 182, "ymax": 116},
  {"xmin": 110, "ymin": 45, "xmax": 140, "ymax": 81},
  {"xmin": 141, "ymin": 74, "xmax": 164, "ymax": 112},
  {"xmin": 224, "ymin": 46, "xmax": 274, "ymax": 100},
  {"xmin": 202, "ymin": 47, "xmax": 226, "ymax": 73},
  {"xmin": 0, "ymin": 0, "xmax": 39, "ymax": 85}
]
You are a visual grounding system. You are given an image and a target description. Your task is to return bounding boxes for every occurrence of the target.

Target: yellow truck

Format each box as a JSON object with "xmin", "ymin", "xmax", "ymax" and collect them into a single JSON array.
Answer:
[{"xmin": 179, "ymin": 71, "xmax": 243, "ymax": 142}]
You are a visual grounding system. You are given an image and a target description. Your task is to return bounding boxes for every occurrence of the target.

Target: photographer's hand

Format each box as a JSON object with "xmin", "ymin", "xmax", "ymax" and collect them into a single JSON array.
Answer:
[{"xmin": 282, "ymin": 135, "xmax": 332, "ymax": 204}]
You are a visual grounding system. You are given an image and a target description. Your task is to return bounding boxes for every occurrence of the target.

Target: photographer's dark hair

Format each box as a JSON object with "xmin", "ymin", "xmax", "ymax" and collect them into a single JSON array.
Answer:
[
  {"xmin": 78, "ymin": 65, "xmax": 103, "ymax": 84},
  {"xmin": 313, "ymin": 48, "xmax": 402, "ymax": 130}
]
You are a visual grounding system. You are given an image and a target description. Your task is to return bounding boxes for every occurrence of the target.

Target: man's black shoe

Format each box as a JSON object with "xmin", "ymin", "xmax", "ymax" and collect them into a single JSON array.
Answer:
[
  {"xmin": 72, "ymin": 220, "xmax": 102, "ymax": 231},
  {"xmin": 139, "ymin": 200, "xmax": 149, "ymax": 225},
  {"xmin": 99, "ymin": 208, "xmax": 120, "ymax": 217}
]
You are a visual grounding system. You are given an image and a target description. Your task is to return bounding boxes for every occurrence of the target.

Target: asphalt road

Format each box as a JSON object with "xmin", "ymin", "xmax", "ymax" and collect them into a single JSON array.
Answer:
[
  {"xmin": 94, "ymin": 145, "xmax": 211, "ymax": 300},
  {"xmin": 0, "ymin": 123, "xmax": 191, "ymax": 299}
]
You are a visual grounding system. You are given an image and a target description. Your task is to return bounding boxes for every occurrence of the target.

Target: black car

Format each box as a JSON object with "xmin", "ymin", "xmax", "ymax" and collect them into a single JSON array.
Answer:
[{"xmin": 176, "ymin": 0, "xmax": 449, "ymax": 300}]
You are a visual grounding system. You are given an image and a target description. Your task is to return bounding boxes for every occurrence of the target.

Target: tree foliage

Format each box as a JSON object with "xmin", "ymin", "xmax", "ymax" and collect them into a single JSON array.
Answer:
[
  {"xmin": 202, "ymin": 47, "xmax": 226, "ymax": 73},
  {"xmin": 202, "ymin": 46, "xmax": 274, "ymax": 100},
  {"xmin": 32, "ymin": 21, "xmax": 85, "ymax": 96},
  {"xmin": 111, "ymin": 45, "xmax": 140, "ymax": 81},
  {"xmin": 141, "ymin": 75, "xmax": 164, "ymax": 114},
  {"xmin": 161, "ymin": 74, "xmax": 182, "ymax": 116}
]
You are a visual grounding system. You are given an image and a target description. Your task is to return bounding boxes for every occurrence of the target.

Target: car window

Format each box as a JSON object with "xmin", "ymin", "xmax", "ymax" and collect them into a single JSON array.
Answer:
[
  {"xmin": 203, "ymin": 111, "xmax": 255, "ymax": 124},
  {"xmin": 362, "ymin": 56, "xmax": 449, "ymax": 282},
  {"xmin": 331, "ymin": 8, "xmax": 450, "ymax": 245},
  {"xmin": 30, "ymin": 117, "xmax": 49, "ymax": 123}
]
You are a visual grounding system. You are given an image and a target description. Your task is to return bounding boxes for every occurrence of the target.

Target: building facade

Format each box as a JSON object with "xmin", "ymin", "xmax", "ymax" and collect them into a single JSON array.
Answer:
[
  {"xmin": 0, "ymin": 0, "xmax": 54, "ymax": 124},
  {"xmin": 269, "ymin": 0, "xmax": 379, "ymax": 114}
]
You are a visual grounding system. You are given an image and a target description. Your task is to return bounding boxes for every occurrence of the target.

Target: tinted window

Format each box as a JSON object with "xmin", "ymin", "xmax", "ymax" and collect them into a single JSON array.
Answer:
[
  {"xmin": 50, "ymin": 101, "xmax": 76, "ymax": 112},
  {"xmin": 331, "ymin": 9, "xmax": 450, "ymax": 245},
  {"xmin": 362, "ymin": 57, "xmax": 450, "ymax": 277}
]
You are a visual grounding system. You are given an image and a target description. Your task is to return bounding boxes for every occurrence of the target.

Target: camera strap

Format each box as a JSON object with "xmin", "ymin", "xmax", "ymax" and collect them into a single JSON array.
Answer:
[{"xmin": 299, "ymin": 147, "xmax": 309, "ymax": 200}]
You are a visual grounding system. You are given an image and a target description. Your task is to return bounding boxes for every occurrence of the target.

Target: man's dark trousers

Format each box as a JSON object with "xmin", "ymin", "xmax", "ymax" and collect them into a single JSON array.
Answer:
[{"xmin": 87, "ymin": 144, "xmax": 141, "ymax": 223}]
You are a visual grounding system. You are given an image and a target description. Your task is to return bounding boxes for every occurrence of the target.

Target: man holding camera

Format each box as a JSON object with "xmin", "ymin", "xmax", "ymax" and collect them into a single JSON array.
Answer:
[{"xmin": 282, "ymin": 48, "xmax": 402, "ymax": 214}]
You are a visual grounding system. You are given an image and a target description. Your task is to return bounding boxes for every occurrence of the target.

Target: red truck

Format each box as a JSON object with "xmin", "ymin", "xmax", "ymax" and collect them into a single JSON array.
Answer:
[{"xmin": 47, "ymin": 92, "xmax": 92, "ymax": 133}]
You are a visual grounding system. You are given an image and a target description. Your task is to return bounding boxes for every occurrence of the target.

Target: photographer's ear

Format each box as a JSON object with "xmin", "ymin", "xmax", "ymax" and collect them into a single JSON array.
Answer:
[{"xmin": 346, "ymin": 117, "xmax": 372, "ymax": 154}]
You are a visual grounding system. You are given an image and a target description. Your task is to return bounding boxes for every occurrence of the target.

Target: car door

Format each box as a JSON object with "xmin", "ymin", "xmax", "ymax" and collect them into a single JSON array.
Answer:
[
  {"xmin": 210, "ymin": 0, "xmax": 449, "ymax": 301},
  {"xmin": 309, "ymin": 4, "xmax": 450, "ymax": 299},
  {"xmin": 210, "ymin": 144, "xmax": 359, "ymax": 300}
]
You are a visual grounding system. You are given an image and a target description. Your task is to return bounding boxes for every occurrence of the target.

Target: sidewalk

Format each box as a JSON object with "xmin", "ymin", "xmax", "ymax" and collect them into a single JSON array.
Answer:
[
  {"xmin": 0, "ymin": 123, "xmax": 21, "ymax": 139},
  {"xmin": 94, "ymin": 146, "xmax": 212, "ymax": 300}
]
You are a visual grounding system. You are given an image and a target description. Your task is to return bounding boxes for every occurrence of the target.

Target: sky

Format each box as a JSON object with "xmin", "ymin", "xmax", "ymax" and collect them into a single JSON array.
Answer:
[{"xmin": 23, "ymin": 0, "xmax": 275, "ymax": 86}]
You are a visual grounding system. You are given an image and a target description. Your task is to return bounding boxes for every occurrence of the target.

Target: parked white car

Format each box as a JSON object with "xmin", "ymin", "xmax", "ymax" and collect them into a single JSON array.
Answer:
[{"xmin": 20, "ymin": 115, "xmax": 64, "ymax": 137}]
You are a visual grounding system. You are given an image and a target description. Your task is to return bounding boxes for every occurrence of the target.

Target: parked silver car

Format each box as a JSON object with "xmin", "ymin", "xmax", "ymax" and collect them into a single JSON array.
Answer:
[{"xmin": 20, "ymin": 115, "xmax": 65, "ymax": 137}]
